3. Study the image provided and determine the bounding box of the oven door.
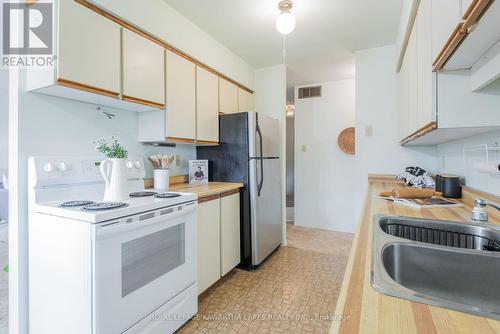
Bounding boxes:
[94,201,197,334]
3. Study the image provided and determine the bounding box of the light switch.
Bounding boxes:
[365,126,373,137]
[301,145,307,152]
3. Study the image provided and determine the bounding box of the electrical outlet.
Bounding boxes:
[301,145,307,152]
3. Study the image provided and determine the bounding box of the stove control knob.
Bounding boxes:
[134,161,141,169]
[43,162,54,173]
[58,162,68,172]
[126,161,134,169]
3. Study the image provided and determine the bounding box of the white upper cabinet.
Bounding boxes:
[122,29,165,107]
[219,79,238,114]
[398,0,500,145]
[196,66,219,143]
[238,88,253,112]
[416,0,435,129]
[166,50,196,140]
[27,0,163,111]
[431,0,461,60]
[58,0,121,95]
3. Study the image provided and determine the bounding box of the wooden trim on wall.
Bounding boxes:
[75,0,254,94]
[57,78,120,98]
[198,194,221,204]
[432,23,467,71]
[400,121,438,145]
[220,189,240,198]
[122,95,165,109]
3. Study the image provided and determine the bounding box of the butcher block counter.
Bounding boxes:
[145,176,243,202]
[331,175,500,334]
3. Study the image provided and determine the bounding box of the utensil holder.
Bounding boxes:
[154,169,170,191]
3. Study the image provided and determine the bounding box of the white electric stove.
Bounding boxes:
[28,156,198,334]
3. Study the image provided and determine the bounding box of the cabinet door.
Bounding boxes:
[431,0,462,59]
[416,0,435,128]
[197,199,221,294]
[58,0,121,95]
[122,29,165,106]
[196,67,219,143]
[407,27,419,136]
[238,88,253,112]
[166,50,196,140]
[219,79,238,114]
[220,193,241,276]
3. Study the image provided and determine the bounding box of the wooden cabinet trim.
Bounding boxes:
[400,121,438,145]
[122,95,165,109]
[463,0,493,30]
[432,0,492,72]
[75,0,253,94]
[57,78,120,98]
[198,194,221,204]
[432,23,467,71]
[196,140,219,146]
[165,136,197,144]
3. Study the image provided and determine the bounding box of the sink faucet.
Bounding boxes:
[471,199,500,222]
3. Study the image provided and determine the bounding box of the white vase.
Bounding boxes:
[100,158,129,201]
[154,169,170,191]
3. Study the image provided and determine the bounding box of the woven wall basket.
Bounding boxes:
[337,127,355,155]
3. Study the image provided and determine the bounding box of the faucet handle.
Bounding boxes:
[475,199,500,210]
[472,199,500,222]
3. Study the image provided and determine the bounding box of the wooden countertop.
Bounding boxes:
[168,182,243,201]
[331,177,500,334]
[145,176,243,201]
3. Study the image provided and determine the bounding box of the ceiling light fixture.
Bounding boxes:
[276,0,296,35]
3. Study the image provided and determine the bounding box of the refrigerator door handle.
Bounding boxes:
[256,122,264,197]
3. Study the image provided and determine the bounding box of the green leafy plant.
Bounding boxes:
[94,137,128,159]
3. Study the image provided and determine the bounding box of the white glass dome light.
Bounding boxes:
[276,0,296,35]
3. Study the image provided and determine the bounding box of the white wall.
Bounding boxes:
[92,0,254,88]
[253,65,287,243]
[354,45,437,220]
[436,130,500,196]
[0,70,8,176]
[294,79,356,232]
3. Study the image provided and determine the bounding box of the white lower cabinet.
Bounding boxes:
[220,193,241,276]
[197,191,241,295]
[197,199,221,295]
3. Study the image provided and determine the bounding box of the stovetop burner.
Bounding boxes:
[81,202,129,211]
[129,191,158,198]
[155,193,181,199]
[60,200,94,208]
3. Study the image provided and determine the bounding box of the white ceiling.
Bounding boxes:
[164,0,403,86]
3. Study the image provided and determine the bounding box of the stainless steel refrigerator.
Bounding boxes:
[197,112,283,269]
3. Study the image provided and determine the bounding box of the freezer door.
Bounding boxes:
[249,158,282,266]
[248,112,280,159]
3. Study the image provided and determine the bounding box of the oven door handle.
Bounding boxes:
[96,203,196,239]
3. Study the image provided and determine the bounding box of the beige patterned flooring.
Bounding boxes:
[177,224,353,334]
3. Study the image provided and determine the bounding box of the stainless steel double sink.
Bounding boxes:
[372,215,500,319]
